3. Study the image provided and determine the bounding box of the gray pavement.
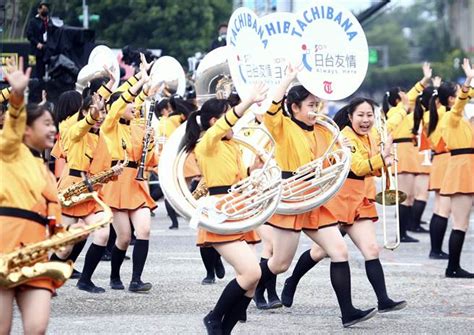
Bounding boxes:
[11,199,474,334]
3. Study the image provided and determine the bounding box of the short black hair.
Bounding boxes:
[38,1,50,9]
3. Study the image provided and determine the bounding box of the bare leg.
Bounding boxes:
[16,288,52,335]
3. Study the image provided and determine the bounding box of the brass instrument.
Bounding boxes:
[150,56,186,97]
[76,45,120,93]
[136,103,155,181]
[0,181,113,289]
[276,113,351,214]
[160,123,282,235]
[59,140,128,207]
[374,107,407,250]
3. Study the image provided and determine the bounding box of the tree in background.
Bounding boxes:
[3,0,232,66]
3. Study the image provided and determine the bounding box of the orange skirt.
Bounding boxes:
[58,174,102,218]
[440,152,474,196]
[365,177,376,201]
[325,177,378,225]
[101,166,157,211]
[184,152,201,178]
[196,229,261,247]
[395,141,429,175]
[429,152,450,191]
[0,216,66,293]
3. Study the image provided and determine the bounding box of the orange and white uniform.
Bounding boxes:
[387,82,430,174]
[325,127,383,224]
[263,100,337,232]
[0,94,65,293]
[100,89,158,211]
[195,107,260,246]
[440,88,473,195]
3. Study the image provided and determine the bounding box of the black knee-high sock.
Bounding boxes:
[132,239,149,281]
[200,247,216,278]
[106,225,117,253]
[330,261,356,318]
[399,205,411,237]
[411,200,426,229]
[447,230,466,271]
[256,258,274,291]
[165,200,179,226]
[80,244,105,283]
[69,239,88,262]
[288,249,318,285]
[365,259,390,304]
[209,279,246,322]
[222,295,252,335]
[430,214,448,253]
[110,245,127,280]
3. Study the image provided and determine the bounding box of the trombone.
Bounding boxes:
[374,108,407,250]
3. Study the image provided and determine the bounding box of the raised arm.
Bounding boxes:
[450,58,473,126]
[0,58,31,159]
[406,62,432,103]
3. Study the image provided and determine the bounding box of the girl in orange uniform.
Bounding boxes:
[439,59,474,278]
[0,60,65,334]
[260,66,375,328]
[101,65,158,292]
[281,98,406,315]
[384,64,433,241]
[181,85,267,335]
[413,83,455,259]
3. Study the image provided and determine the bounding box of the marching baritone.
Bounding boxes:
[180,84,268,335]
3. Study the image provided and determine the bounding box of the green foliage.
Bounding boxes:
[365,20,410,66]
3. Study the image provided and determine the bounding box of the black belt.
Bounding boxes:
[69,169,86,177]
[282,171,294,179]
[119,118,130,125]
[433,151,449,156]
[450,148,474,156]
[347,171,365,180]
[393,138,413,144]
[0,207,49,226]
[112,160,139,169]
[208,185,232,196]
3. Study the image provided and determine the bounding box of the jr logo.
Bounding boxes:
[323,81,333,94]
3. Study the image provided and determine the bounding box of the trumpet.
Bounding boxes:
[374,108,407,250]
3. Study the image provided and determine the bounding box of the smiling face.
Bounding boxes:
[349,101,374,135]
[25,110,57,150]
[292,94,322,126]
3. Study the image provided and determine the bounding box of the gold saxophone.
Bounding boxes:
[58,140,128,207]
[0,191,113,289]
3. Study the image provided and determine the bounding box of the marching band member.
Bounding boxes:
[384,63,433,241]
[439,59,474,278]
[101,64,158,292]
[413,82,453,259]
[180,84,267,334]
[281,97,406,315]
[0,60,64,334]
[260,66,376,327]
[57,94,122,293]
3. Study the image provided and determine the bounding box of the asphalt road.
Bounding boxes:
[10,198,474,334]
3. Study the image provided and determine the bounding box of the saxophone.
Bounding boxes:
[0,191,113,289]
[59,140,128,207]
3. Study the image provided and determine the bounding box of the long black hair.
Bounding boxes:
[427,82,456,136]
[169,95,196,120]
[333,97,378,131]
[412,86,434,136]
[179,98,229,153]
[285,85,312,117]
[382,87,401,114]
[82,76,108,98]
[154,98,170,118]
[54,90,82,126]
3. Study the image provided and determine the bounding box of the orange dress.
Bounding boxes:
[440,89,474,195]
[194,108,260,246]
[325,127,383,225]
[427,106,450,191]
[263,101,338,232]
[101,91,158,211]
[57,113,112,217]
[0,95,65,293]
